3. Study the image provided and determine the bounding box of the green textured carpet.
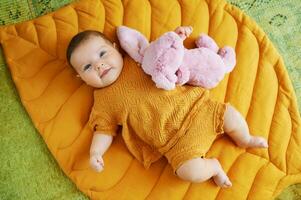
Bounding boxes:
[0,0,300,199]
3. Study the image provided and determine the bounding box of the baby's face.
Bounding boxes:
[70,35,123,88]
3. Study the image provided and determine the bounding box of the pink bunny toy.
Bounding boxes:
[117,26,236,90]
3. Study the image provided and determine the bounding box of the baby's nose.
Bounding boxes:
[94,62,106,71]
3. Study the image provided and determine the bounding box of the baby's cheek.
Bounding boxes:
[108,57,120,67]
[81,73,99,86]
[110,51,123,65]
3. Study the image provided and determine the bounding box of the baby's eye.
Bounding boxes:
[99,51,106,57]
[83,64,91,71]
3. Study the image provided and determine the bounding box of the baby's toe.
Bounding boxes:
[258,137,269,148]
[223,179,232,188]
[249,136,268,148]
[213,172,232,188]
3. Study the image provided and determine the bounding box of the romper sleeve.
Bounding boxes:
[88,96,119,136]
[88,109,118,136]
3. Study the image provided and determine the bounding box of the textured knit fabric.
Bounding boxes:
[165,100,227,172]
[88,57,226,169]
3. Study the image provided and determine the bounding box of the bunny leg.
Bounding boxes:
[176,66,190,85]
[195,34,219,53]
[218,47,236,73]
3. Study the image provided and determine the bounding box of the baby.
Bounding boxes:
[66,27,268,188]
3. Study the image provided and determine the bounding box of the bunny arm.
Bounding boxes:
[117,26,149,63]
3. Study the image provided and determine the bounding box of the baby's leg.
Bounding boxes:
[176,157,232,188]
[224,105,268,148]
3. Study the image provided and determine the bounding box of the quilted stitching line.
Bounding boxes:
[179,0,207,32]
[207,3,239,106]
[40,81,84,129]
[144,163,169,199]
[209,7,226,36]
[31,21,40,47]
[33,21,57,57]
[223,11,261,116]
[205,0,224,15]
[71,6,80,32]
[58,120,89,150]
[5,28,58,64]
[144,0,151,39]
[266,59,298,176]
[148,0,153,40]
[13,58,58,79]
[71,157,135,192]
[149,0,179,39]
[272,174,289,198]
[48,15,59,59]
[264,58,285,171]
[37,116,54,141]
[13,24,53,56]
[22,65,68,102]
[214,151,251,199]
[245,162,282,200]
[102,0,119,35]
[52,15,78,32]
[14,25,38,46]
[120,0,127,26]
[283,82,296,174]
[52,12,63,60]
[74,6,97,20]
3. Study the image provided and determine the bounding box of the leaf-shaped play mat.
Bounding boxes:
[0,0,300,199]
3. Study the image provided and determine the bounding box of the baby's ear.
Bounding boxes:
[117,26,149,63]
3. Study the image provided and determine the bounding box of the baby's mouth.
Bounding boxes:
[99,67,112,78]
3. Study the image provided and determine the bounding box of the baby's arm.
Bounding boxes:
[90,131,113,172]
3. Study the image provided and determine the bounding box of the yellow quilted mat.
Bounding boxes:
[0,0,301,199]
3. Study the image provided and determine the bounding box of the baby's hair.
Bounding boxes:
[66,30,113,66]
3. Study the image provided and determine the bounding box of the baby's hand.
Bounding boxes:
[174,26,193,39]
[90,152,104,172]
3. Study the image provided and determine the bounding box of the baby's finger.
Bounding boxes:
[90,158,104,172]
[184,27,193,35]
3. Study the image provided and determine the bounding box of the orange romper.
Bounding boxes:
[88,58,227,172]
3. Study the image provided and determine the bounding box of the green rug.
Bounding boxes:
[0,0,300,199]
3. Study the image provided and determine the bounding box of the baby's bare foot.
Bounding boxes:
[247,136,268,148]
[90,153,104,172]
[213,171,232,188]
[212,159,232,188]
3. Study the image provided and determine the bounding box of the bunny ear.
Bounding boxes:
[117,26,149,63]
